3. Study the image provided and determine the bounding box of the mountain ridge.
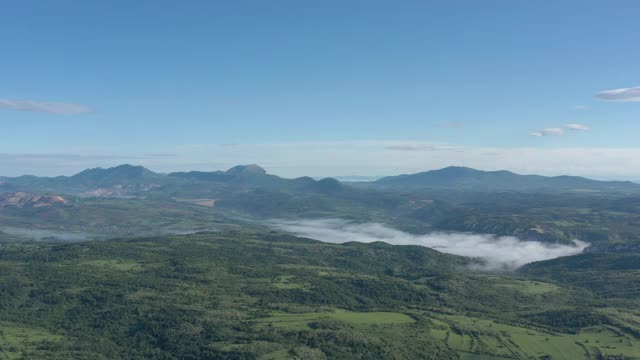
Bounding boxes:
[2,164,639,195]
[373,166,639,191]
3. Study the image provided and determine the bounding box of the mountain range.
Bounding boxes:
[373,166,639,192]
[2,164,638,196]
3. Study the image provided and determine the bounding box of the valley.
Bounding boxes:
[0,164,639,359]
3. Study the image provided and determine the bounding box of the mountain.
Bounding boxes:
[0,164,168,196]
[70,164,165,187]
[1,164,346,198]
[4,164,640,199]
[168,164,318,191]
[373,166,640,192]
[169,165,269,182]
[225,164,267,176]
[0,175,68,194]
[308,177,345,193]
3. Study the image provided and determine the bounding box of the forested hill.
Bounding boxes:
[1,231,639,359]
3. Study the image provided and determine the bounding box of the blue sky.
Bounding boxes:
[1,1,639,178]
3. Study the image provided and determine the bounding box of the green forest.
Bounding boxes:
[1,229,638,359]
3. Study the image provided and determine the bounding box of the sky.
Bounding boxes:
[1,0,639,179]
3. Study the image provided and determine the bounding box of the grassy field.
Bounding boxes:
[0,322,63,360]
[494,279,560,295]
[429,314,640,360]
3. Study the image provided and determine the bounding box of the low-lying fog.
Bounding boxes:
[1,227,95,242]
[1,227,221,242]
[268,219,588,271]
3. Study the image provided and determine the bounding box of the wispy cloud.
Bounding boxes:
[565,123,590,131]
[0,99,94,115]
[268,219,588,271]
[596,86,640,102]
[574,105,589,111]
[530,128,565,137]
[531,124,590,137]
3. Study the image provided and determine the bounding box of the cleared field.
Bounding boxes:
[429,314,640,360]
[272,275,308,289]
[496,279,560,295]
[258,347,325,360]
[78,259,144,272]
[258,349,289,360]
[0,322,63,359]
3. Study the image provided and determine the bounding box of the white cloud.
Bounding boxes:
[565,123,590,131]
[596,86,640,102]
[0,99,93,115]
[574,105,589,111]
[268,219,588,271]
[530,128,565,137]
[530,124,590,137]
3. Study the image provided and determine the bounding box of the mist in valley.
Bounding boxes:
[1,227,96,242]
[269,219,589,271]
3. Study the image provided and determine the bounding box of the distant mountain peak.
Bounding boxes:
[440,166,475,171]
[73,164,155,178]
[310,177,344,193]
[225,164,267,176]
[436,166,480,174]
[70,164,162,187]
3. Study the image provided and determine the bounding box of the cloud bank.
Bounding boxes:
[596,86,640,102]
[0,99,93,115]
[268,219,588,271]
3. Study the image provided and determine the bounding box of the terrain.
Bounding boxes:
[3,165,640,248]
[0,192,68,209]
[0,164,639,359]
[1,231,639,359]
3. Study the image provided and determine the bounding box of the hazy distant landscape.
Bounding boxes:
[1,164,639,359]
